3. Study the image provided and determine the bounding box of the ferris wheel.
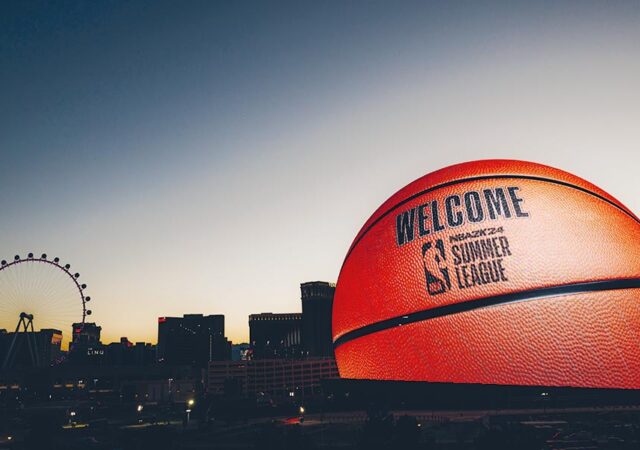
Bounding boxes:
[0,253,92,369]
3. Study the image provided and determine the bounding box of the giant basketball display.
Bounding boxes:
[333,160,640,388]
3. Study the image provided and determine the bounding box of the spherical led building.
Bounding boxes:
[333,160,640,389]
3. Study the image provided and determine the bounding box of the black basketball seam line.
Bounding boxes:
[342,175,639,266]
[332,278,640,348]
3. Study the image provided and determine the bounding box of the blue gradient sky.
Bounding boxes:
[1,1,639,343]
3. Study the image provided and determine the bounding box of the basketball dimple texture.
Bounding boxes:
[335,289,640,388]
[332,159,640,388]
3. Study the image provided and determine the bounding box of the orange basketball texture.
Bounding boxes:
[332,160,640,388]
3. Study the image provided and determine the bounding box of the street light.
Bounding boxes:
[298,405,306,424]
[185,399,195,427]
[136,404,144,423]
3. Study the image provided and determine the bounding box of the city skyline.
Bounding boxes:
[2,1,640,344]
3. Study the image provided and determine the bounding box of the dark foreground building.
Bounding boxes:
[208,357,338,397]
[157,314,231,367]
[301,281,335,357]
[0,328,62,368]
[71,322,101,347]
[68,322,102,364]
[249,313,302,359]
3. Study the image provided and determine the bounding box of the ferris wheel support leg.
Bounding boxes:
[1,314,42,370]
[27,320,40,367]
[1,336,18,370]
[1,318,23,370]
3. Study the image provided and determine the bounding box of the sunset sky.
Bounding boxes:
[1,1,639,344]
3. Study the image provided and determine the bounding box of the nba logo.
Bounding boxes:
[422,239,451,296]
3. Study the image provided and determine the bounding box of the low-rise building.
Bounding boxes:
[208,357,338,398]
